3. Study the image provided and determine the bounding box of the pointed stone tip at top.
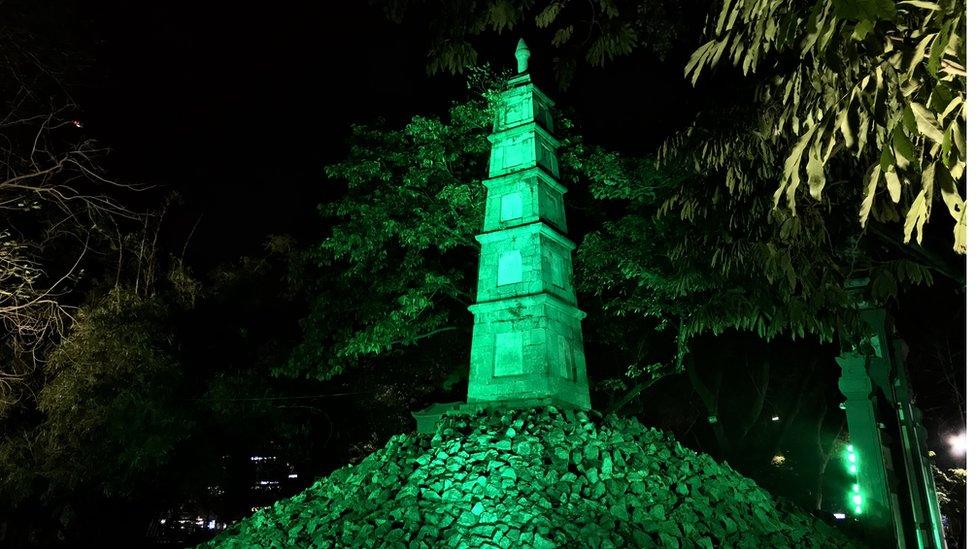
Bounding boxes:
[515,38,531,74]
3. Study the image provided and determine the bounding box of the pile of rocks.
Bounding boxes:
[204,406,857,547]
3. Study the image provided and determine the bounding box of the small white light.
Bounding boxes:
[159,519,167,524]
[208,520,216,529]
[771,416,780,421]
[288,473,298,479]
[948,432,967,456]
[833,513,846,520]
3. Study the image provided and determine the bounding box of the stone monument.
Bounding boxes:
[465,39,591,411]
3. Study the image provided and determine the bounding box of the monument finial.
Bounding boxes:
[515,38,531,73]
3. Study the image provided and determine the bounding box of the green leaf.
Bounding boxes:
[909,102,944,143]
[715,0,734,32]
[883,168,901,203]
[806,131,827,200]
[891,126,917,169]
[774,125,817,213]
[838,106,855,148]
[685,42,714,85]
[487,0,519,32]
[906,34,936,77]
[903,163,935,244]
[937,167,965,223]
[535,1,563,28]
[939,95,964,124]
[552,25,574,46]
[927,23,954,77]
[950,119,966,158]
[898,0,940,10]
[858,163,881,226]
[852,19,875,40]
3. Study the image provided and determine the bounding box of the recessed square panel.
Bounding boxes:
[494,332,524,376]
[540,189,556,220]
[549,251,566,288]
[558,334,574,379]
[497,250,522,286]
[500,191,523,221]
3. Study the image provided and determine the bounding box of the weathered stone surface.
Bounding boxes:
[203,407,859,548]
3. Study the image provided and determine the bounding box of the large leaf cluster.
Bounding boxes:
[1,290,189,503]
[281,98,493,381]
[686,0,966,252]
[376,0,687,87]
[577,157,861,349]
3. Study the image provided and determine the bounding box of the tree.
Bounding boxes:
[279,88,490,385]
[685,0,966,252]
[0,1,142,405]
[374,0,698,86]
[0,232,373,545]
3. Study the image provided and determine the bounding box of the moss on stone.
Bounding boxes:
[204,406,858,548]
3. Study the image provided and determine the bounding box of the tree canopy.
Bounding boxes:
[686,0,966,253]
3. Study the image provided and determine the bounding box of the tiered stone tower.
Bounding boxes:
[465,39,591,410]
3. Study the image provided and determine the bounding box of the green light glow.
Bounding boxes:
[466,40,591,409]
[844,445,864,516]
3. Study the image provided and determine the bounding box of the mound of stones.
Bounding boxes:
[205,406,857,548]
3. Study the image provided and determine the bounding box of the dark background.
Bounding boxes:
[3,0,964,545]
[79,0,706,262]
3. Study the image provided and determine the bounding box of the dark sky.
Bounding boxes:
[78,1,461,262]
[73,1,703,265]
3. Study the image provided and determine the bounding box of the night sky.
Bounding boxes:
[75,1,706,265]
[80,1,455,263]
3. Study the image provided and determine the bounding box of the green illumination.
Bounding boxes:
[844,445,864,516]
[466,40,591,410]
[204,407,858,547]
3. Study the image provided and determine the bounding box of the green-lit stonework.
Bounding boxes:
[838,280,947,548]
[203,41,860,549]
[466,39,591,410]
[202,407,857,548]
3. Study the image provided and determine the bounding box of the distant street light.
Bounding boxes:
[948,432,966,456]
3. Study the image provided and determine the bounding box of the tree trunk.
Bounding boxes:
[687,352,732,457]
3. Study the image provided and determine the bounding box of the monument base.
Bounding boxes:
[412,397,587,434]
